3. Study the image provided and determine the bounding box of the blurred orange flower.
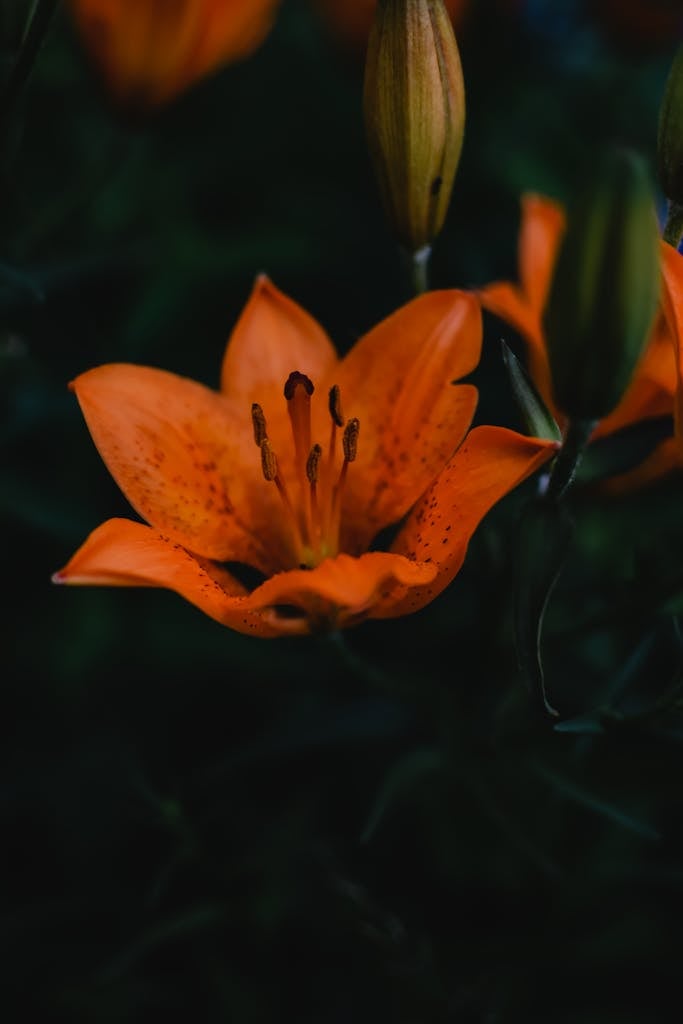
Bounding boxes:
[53,278,556,636]
[313,0,469,52]
[67,0,280,108]
[480,194,683,489]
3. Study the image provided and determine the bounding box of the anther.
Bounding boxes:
[306,443,323,485]
[251,403,267,446]
[342,418,360,462]
[260,438,278,481]
[328,385,345,427]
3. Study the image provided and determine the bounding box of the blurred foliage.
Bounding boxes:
[2,1,683,1021]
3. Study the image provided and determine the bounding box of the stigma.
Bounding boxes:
[251,371,360,569]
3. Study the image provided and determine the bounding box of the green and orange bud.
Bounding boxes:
[543,147,660,422]
[363,0,465,254]
[657,42,683,207]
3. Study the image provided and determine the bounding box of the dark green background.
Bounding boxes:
[2,1,683,1020]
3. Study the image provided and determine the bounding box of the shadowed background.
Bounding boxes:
[2,1,683,1021]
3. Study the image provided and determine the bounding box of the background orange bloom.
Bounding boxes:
[479,193,683,489]
[67,0,280,106]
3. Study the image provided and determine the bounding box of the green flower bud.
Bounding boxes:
[363,0,465,254]
[543,147,661,422]
[657,42,683,206]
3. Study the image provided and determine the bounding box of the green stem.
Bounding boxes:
[543,418,596,501]
[0,0,59,127]
[400,244,431,297]
[663,199,683,249]
[411,245,431,295]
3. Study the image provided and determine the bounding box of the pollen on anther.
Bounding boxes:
[251,403,267,446]
[328,385,345,427]
[260,438,278,481]
[306,443,323,484]
[343,418,360,462]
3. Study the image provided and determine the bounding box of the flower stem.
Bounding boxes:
[663,199,683,249]
[400,244,431,296]
[0,0,59,127]
[542,418,596,501]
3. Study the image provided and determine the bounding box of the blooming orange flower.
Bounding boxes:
[479,193,683,489]
[67,0,280,108]
[53,278,556,636]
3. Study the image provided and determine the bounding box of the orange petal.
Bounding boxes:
[242,551,437,630]
[71,363,286,570]
[329,290,482,551]
[594,312,677,439]
[479,279,557,417]
[52,518,300,637]
[517,193,566,314]
[373,426,558,618]
[220,275,339,416]
[597,436,683,494]
[68,0,279,108]
[660,240,683,450]
[479,194,566,419]
[191,0,279,79]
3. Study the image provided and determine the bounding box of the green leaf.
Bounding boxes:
[360,746,444,844]
[532,762,661,841]
[553,713,606,735]
[501,339,562,442]
[512,496,575,717]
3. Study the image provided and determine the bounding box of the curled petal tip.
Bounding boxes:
[51,571,65,584]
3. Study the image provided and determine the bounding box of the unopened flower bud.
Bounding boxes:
[543,147,660,422]
[657,42,683,206]
[363,0,465,253]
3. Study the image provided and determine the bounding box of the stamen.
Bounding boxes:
[260,438,304,557]
[306,443,322,485]
[260,437,278,481]
[328,385,345,427]
[326,383,345,480]
[342,418,360,462]
[307,443,323,550]
[251,378,359,570]
[251,403,268,446]
[330,418,360,555]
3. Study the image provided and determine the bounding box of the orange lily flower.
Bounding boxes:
[53,278,556,637]
[479,193,683,489]
[67,0,280,108]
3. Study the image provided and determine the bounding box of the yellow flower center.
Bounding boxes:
[251,371,360,570]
